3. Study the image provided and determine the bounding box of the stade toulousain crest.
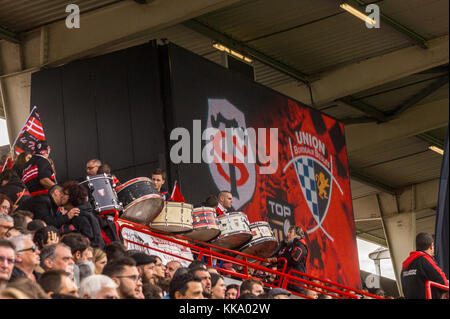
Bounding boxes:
[283,131,343,241]
[206,99,256,210]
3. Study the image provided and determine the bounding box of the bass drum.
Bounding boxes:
[116,177,156,208]
[80,174,122,214]
[149,202,193,233]
[238,222,278,258]
[116,177,164,225]
[210,212,252,250]
[183,207,220,242]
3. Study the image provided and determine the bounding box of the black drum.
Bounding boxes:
[80,174,122,214]
[116,177,164,225]
[116,177,156,208]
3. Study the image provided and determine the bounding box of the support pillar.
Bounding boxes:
[379,199,416,296]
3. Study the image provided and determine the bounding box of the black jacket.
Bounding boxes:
[9,266,41,282]
[401,251,448,299]
[70,202,105,248]
[19,194,70,228]
[0,177,31,206]
[274,237,308,274]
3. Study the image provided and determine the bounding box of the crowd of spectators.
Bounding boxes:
[1,152,448,300]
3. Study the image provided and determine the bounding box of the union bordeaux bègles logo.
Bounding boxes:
[283,131,343,241]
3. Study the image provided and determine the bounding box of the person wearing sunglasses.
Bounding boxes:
[8,234,41,283]
[0,239,16,290]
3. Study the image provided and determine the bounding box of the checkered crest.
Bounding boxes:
[284,138,343,241]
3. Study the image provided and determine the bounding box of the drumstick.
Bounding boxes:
[14,189,26,206]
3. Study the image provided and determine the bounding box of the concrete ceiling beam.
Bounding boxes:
[345,98,449,154]
[273,35,449,107]
[7,0,242,73]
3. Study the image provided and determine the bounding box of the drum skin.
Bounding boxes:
[239,222,278,258]
[150,202,193,233]
[210,212,252,250]
[120,194,165,225]
[183,207,221,242]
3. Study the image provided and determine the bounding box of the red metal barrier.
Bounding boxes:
[118,219,385,299]
[283,269,385,299]
[425,281,449,299]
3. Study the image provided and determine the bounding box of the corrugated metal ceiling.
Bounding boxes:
[0,0,123,33]
[356,151,443,188]
[379,0,449,39]
[195,0,448,76]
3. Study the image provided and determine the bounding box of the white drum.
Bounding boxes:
[149,202,193,233]
[210,212,252,250]
[239,222,278,258]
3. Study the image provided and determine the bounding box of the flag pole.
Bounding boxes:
[10,106,37,158]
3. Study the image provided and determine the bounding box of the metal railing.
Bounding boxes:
[118,218,385,299]
[425,281,449,299]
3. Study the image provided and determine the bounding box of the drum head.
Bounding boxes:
[239,238,279,258]
[211,232,252,250]
[120,195,164,225]
[184,228,221,242]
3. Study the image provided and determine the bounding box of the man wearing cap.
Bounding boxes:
[269,288,291,299]
[130,252,157,286]
[22,140,56,196]
[268,225,309,294]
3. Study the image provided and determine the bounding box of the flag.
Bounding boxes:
[1,155,13,172]
[12,106,46,156]
[169,180,185,202]
[435,126,449,279]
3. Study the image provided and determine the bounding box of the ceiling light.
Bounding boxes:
[429,145,444,155]
[213,42,253,63]
[340,3,376,25]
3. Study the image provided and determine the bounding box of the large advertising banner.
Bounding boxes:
[166,43,360,288]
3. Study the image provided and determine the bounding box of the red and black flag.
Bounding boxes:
[12,106,46,155]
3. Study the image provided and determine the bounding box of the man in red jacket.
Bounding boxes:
[401,232,448,299]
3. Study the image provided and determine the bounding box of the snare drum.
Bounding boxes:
[149,202,193,233]
[239,222,278,258]
[80,174,122,214]
[183,207,220,242]
[210,212,252,250]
